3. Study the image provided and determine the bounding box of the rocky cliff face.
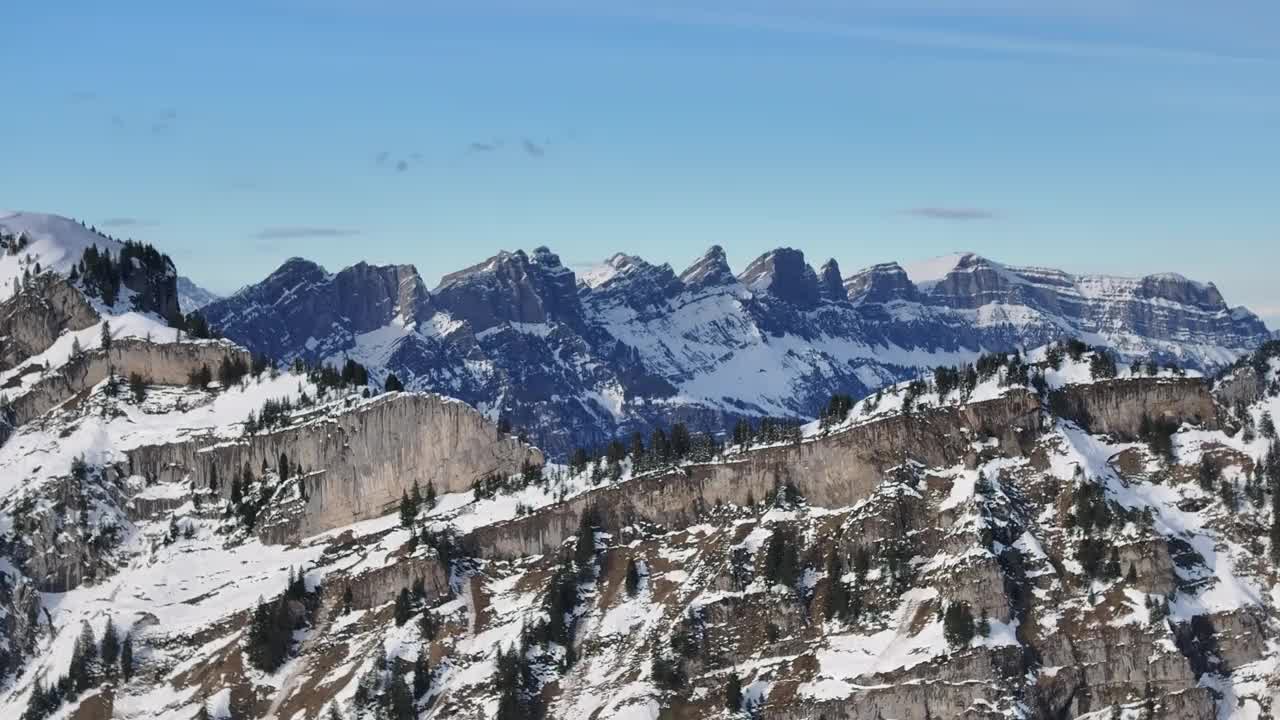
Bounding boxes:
[201,244,1269,458]
[0,274,99,372]
[128,391,541,543]
[5,339,251,429]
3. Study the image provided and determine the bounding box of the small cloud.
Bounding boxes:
[374,150,391,166]
[110,115,126,130]
[100,217,152,228]
[251,226,361,240]
[395,159,409,172]
[150,109,178,135]
[903,207,997,221]
[522,138,545,158]
[468,141,497,153]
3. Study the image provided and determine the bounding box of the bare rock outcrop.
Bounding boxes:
[0,274,98,372]
[6,339,251,429]
[128,392,541,543]
[468,391,1043,559]
[1049,377,1217,438]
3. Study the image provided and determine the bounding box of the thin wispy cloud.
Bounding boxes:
[464,138,549,158]
[904,207,998,221]
[252,226,362,240]
[631,7,1274,66]
[375,150,421,173]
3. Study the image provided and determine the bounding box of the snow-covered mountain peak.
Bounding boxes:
[736,247,821,307]
[677,244,736,291]
[0,211,127,291]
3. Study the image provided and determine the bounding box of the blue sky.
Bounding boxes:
[3,1,1278,325]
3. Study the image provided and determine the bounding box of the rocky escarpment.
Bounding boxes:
[1048,376,1218,438]
[468,391,1041,559]
[4,339,251,430]
[0,273,99,372]
[467,377,1223,561]
[127,392,542,543]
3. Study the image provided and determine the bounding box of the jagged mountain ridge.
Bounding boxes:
[201,239,1269,456]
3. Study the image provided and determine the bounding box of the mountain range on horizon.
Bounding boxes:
[2,209,1271,458]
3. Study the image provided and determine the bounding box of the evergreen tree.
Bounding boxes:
[670,422,692,460]
[943,602,976,649]
[100,321,112,352]
[420,610,439,642]
[101,617,120,671]
[384,373,404,392]
[425,481,437,510]
[1104,548,1122,580]
[394,588,412,627]
[71,336,84,358]
[387,671,414,720]
[120,633,134,680]
[22,678,49,720]
[129,372,147,403]
[413,653,431,699]
[625,557,642,596]
[71,620,98,693]
[764,525,801,590]
[342,586,354,615]
[246,595,294,673]
[574,509,597,574]
[411,480,423,518]
[824,551,849,621]
[399,490,415,529]
[724,670,743,712]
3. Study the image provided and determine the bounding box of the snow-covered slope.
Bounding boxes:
[0,211,124,297]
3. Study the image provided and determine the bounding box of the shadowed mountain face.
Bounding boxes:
[202,247,1270,456]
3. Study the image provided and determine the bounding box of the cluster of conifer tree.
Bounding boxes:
[245,568,317,673]
[22,619,134,720]
[70,241,172,309]
[398,480,437,529]
[489,509,601,719]
[347,643,425,720]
